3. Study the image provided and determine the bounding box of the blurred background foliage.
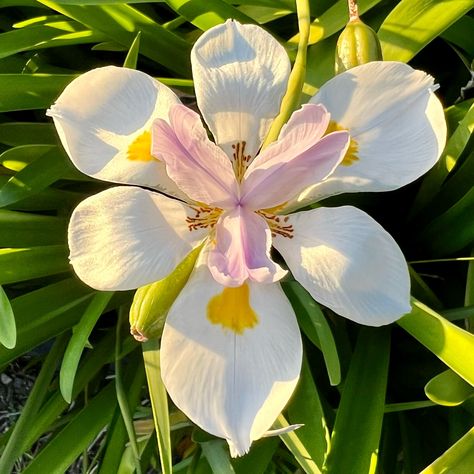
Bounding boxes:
[0,0,474,473]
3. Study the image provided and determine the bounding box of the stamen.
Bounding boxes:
[326,121,359,166]
[231,141,252,181]
[187,205,222,232]
[257,210,294,239]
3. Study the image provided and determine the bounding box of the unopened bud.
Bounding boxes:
[335,18,382,74]
[129,245,202,342]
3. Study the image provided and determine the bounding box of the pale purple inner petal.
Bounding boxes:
[152,104,239,208]
[241,104,349,210]
[207,206,287,287]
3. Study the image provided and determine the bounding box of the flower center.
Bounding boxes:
[186,204,222,232]
[231,141,252,182]
[127,130,154,161]
[257,210,294,239]
[207,283,258,334]
[326,121,359,166]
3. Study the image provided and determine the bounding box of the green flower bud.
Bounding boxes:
[129,244,203,342]
[335,18,383,75]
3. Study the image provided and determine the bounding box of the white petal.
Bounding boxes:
[48,66,186,198]
[68,187,207,291]
[289,62,446,208]
[273,206,411,326]
[191,20,291,159]
[161,264,302,456]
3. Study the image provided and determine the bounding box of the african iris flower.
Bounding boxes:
[48,20,446,456]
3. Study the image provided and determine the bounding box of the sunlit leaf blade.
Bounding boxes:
[142,339,172,474]
[0,74,76,111]
[0,246,70,285]
[425,369,474,406]
[378,0,474,62]
[323,327,390,474]
[0,279,93,366]
[22,383,117,474]
[0,210,67,247]
[0,23,106,59]
[398,299,474,386]
[0,285,16,349]
[38,1,192,76]
[164,0,253,30]
[123,31,141,69]
[60,291,114,403]
[0,147,73,207]
[287,355,329,469]
[420,425,474,473]
[276,414,321,474]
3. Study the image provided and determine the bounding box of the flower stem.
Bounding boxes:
[261,0,310,149]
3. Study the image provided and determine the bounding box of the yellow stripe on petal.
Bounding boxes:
[127,130,154,162]
[326,121,359,166]
[207,283,258,334]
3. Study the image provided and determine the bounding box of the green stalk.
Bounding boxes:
[115,307,142,474]
[261,0,310,149]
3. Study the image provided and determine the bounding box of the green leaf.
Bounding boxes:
[411,101,474,216]
[0,146,73,207]
[201,440,236,474]
[379,0,474,62]
[0,336,67,474]
[22,383,117,474]
[123,31,141,69]
[398,299,474,386]
[323,327,390,474]
[0,209,67,247]
[60,291,114,403]
[425,369,474,406]
[287,355,329,469]
[163,0,253,30]
[284,281,341,386]
[38,1,192,76]
[0,279,93,366]
[0,245,70,285]
[0,285,16,349]
[442,15,474,57]
[142,339,172,474]
[418,186,474,256]
[0,74,76,111]
[420,426,474,474]
[275,414,321,474]
[232,438,279,474]
[0,123,57,146]
[0,22,106,59]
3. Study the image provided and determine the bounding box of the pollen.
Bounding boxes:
[187,205,222,232]
[207,284,258,334]
[326,121,359,166]
[231,141,252,181]
[127,130,154,162]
